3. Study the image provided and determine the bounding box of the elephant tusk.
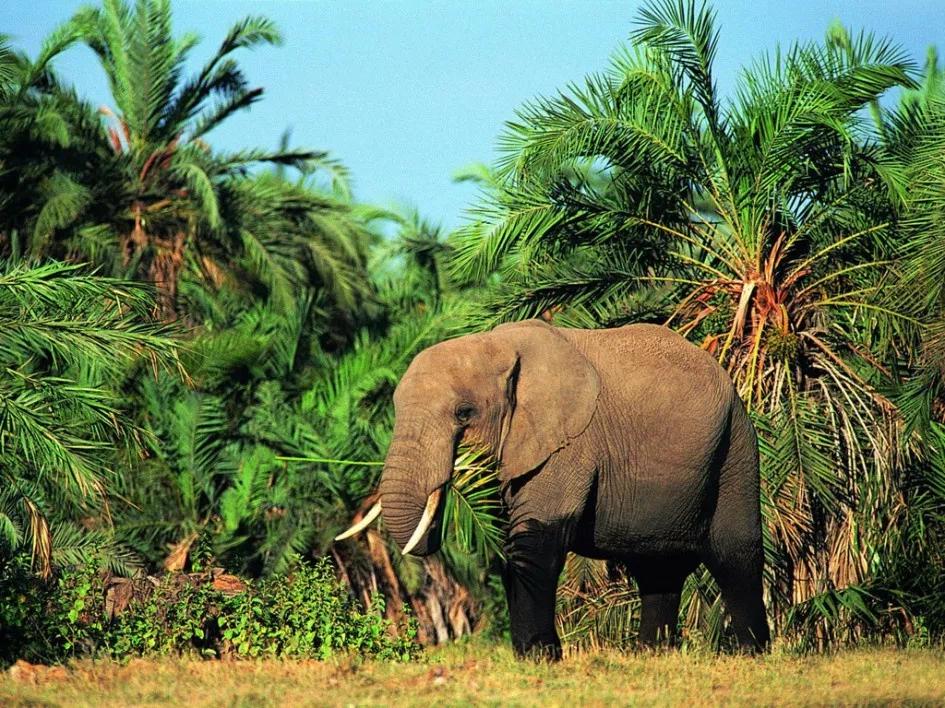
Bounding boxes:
[334,501,382,541]
[401,488,443,555]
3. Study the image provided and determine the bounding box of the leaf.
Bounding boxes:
[163,531,198,572]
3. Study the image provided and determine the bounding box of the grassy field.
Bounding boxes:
[2,643,944,707]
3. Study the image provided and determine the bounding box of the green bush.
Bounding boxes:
[0,556,419,665]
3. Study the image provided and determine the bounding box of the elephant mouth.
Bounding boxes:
[400,485,446,554]
[335,482,449,557]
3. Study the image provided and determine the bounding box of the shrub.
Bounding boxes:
[0,555,419,665]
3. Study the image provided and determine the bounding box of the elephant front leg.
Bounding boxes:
[503,519,567,660]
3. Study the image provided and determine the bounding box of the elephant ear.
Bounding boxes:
[493,320,600,482]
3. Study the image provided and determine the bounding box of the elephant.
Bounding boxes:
[336,319,770,659]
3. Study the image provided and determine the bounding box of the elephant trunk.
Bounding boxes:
[378,412,454,556]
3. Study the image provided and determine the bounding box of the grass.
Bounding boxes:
[2,641,944,706]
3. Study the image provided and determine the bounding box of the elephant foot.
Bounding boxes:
[733,630,770,655]
[513,634,562,662]
[636,634,680,652]
[512,629,561,661]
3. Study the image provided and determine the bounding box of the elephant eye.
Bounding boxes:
[454,403,477,424]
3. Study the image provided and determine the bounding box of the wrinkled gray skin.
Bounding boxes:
[379,319,769,659]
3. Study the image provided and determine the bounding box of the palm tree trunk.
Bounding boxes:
[147,230,187,319]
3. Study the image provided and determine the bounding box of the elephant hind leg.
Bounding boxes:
[704,399,770,652]
[631,556,697,648]
[704,495,770,651]
[639,589,682,647]
[703,548,769,652]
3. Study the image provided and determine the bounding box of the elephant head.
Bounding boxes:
[336,320,600,555]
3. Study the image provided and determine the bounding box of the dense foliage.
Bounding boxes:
[0,261,177,578]
[0,0,943,662]
[0,554,418,663]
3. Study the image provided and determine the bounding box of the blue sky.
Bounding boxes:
[2,1,943,230]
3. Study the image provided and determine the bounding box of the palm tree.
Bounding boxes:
[193,166,379,336]
[0,28,97,256]
[0,261,177,577]
[883,48,945,430]
[0,0,374,324]
[370,210,455,312]
[451,0,922,637]
[57,0,307,315]
[876,48,945,632]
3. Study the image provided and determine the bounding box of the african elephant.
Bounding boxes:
[337,319,770,658]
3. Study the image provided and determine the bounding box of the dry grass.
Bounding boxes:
[2,642,944,707]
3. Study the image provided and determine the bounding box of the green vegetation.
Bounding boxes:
[0,555,417,664]
[1,0,944,671]
[0,261,177,577]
